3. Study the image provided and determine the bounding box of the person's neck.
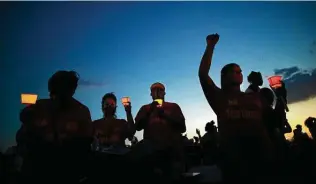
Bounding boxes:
[103,114,115,119]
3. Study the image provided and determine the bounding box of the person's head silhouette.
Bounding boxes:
[305,117,315,129]
[296,124,303,132]
[205,121,216,133]
[48,70,79,101]
[220,63,243,91]
[101,93,117,118]
[247,71,263,86]
[260,87,275,107]
[150,82,166,100]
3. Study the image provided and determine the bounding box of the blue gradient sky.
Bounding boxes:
[1,2,316,151]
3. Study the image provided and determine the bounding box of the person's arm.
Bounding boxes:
[124,102,136,137]
[198,34,222,114]
[160,103,186,133]
[135,105,153,131]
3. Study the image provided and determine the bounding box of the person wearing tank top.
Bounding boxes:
[198,33,274,184]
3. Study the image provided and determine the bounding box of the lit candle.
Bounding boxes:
[21,94,38,105]
[121,97,131,106]
[267,75,282,89]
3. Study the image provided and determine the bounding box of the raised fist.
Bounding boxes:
[196,128,200,135]
[206,33,219,46]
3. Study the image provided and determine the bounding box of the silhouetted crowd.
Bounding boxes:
[1,34,316,184]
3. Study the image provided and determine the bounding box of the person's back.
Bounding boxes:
[20,98,92,183]
[18,70,93,184]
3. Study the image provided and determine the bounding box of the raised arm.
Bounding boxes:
[198,34,222,114]
[124,102,136,138]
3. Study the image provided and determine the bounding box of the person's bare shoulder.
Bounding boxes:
[117,119,127,122]
[92,118,105,129]
[92,118,104,124]
[72,98,90,112]
[164,101,180,108]
[33,99,52,113]
[137,103,151,113]
[35,98,51,107]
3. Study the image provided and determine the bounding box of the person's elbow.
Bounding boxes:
[198,70,208,79]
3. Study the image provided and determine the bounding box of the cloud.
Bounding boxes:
[78,79,106,87]
[273,66,316,104]
[274,66,300,79]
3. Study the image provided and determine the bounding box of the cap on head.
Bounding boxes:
[150,82,165,91]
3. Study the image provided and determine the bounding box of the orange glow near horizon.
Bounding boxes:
[285,97,316,139]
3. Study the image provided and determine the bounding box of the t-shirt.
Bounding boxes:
[93,118,133,146]
[20,98,92,144]
[216,92,267,141]
[19,98,93,177]
[200,79,272,161]
[135,102,185,148]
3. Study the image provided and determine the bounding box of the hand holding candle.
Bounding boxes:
[268,75,282,89]
[154,99,163,108]
[21,94,38,106]
[121,97,132,112]
[121,97,130,107]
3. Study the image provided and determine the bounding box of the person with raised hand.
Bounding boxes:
[199,33,273,184]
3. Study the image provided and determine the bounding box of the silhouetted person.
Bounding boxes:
[199,121,219,165]
[304,117,316,139]
[245,71,263,93]
[273,82,292,139]
[293,125,309,143]
[91,93,135,183]
[260,88,282,141]
[198,33,273,184]
[274,81,289,112]
[134,82,186,182]
[18,70,93,184]
[93,93,135,148]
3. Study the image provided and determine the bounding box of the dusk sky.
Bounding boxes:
[1,2,316,151]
